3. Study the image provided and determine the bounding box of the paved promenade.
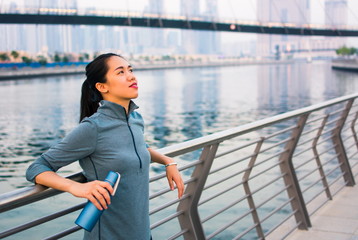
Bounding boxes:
[287,175,358,240]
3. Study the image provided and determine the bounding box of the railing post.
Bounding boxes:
[243,138,265,239]
[350,112,358,151]
[177,143,219,240]
[312,115,332,200]
[278,114,311,230]
[332,99,356,186]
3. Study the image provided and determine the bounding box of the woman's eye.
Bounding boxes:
[129,69,133,72]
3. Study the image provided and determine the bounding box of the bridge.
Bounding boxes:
[1,12,358,37]
[0,93,357,239]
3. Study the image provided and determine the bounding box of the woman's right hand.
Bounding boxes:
[69,181,114,210]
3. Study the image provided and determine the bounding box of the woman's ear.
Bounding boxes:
[95,82,109,93]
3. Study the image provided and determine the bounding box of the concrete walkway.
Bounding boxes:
[287,179,358,240]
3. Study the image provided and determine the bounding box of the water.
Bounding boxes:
[0,60,358,238]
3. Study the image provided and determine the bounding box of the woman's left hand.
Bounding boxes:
[166,164,184,198]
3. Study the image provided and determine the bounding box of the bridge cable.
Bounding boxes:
[346,1,358,27]
[292,0,310,26]
[316,0,336,28]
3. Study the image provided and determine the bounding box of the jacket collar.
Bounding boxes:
[97,100,139,120]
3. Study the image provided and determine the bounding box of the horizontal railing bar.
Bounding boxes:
[206,209,254,240]
[301,175,329,195]
[324,116,343,128]
[259,137,292,153]
[232,222,260,240]
[298,167,320,183]
[324,165,344,184]
[296,135,317,147]
[205,151,285,192]
[208,155,252,177]
[0,172,86,213]
[201,194,249,223]
[294,155,316,170]
[204,168,247,191]
[321,153,341,169]
[248,173,287,196]
[215,138,261,158]
[44,225,82,240]
[199,181,243,206]
[255,185,291,209]
[316,133,335,144]
[263,125,297,140]
[314,143,338,157]
[300,124,325,137]
[305,114,328,125]
[328,107,346,116]
[149,194,190,215]
[158,93,358,157]
[150,210,184,229]
[344,141,357,151]
[149,178,196,199]
[245,160,285,182]
[167,229,189,240]
[327,171,346,189]
[0,203,85,238]
[342,134,354,143]
[233,223,261,240]
[305,189,331,212]
[293,144,315,158]
[260,197,295,224]
[149,160,202,182]
[329,178,347,197]
[348,151,358,160]
[264,210,300,238]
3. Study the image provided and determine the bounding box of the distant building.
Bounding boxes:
[256,0,311,58]
[324,0,348,49]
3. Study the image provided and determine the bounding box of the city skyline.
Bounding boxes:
[0,0,357,57]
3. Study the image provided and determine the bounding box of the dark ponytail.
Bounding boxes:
[79,53,122,122]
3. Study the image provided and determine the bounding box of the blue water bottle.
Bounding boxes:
[75,171,120,232]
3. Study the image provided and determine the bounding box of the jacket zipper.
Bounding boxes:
[126,115,143,169]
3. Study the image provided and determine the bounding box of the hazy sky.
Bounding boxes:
[2,0,358,44]
[3,0,358,25]
[75,0,358,25]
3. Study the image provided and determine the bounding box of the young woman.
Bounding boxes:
[26,53,184,240]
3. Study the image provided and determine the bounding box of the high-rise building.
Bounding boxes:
[324,0,347,49]
[200,0,220,54]
[148,0,165,50]
[180,0,201,54]
[256,0,311,58]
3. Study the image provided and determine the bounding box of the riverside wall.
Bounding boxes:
[331,58,358,72]
[0,59,293,81]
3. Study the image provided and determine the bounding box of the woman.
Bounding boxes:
[26,53,184,240]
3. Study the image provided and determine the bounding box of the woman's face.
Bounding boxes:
[98,56,138,106]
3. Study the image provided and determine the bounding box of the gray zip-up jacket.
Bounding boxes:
[26,100,151,240]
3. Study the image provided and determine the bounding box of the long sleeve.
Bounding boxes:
[26,119,98,182]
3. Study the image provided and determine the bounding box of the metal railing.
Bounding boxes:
[1,93,358,239]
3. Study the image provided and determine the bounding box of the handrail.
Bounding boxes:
[1,93,358,239]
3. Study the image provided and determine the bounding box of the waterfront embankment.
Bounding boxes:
[0,59,292,80]
[331,58,358,72]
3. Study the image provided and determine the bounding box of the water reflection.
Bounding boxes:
[0,61,358,193]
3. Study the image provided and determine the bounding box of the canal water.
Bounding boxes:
[0,60,358,239]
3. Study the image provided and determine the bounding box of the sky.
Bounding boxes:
[2,0,358,25]
[75,0,358,25]
[2,0,358,45]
